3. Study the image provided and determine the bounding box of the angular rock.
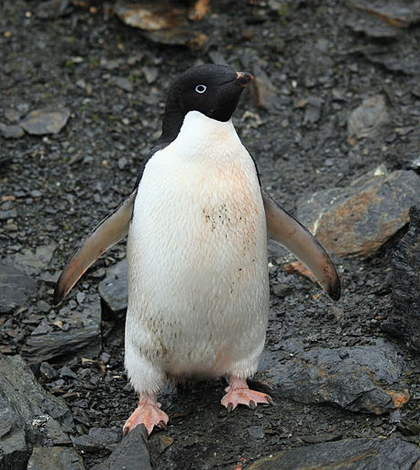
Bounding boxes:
[0,261,36,314]
[27,446,85,470]
[347,95,388,140]
[259,340,409,414]
[92,425,151,470]
[99,259,128,320]
[248,437,420,470]
[0,354,75,469]
[351,2,420,28]
[114,1,207,50]
[360,48,420,76]
[251,65,280,111]
[20,108,71,135]
[21,295,101,362]
[0,123,24,139]
[297,167,420,258]
[383,206,420,352]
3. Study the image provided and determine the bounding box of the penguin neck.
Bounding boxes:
[174,111,238,149]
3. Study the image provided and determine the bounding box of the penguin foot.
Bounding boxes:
[123,395,169,436]
[221,377,272,412]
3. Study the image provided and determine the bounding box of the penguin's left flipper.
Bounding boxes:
[53,190,136,306]
[262,190,341,301]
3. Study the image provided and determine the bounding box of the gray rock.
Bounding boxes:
[20,108,71,135]
[27,446,85,470]
[383,206,420,352]
[259,340,409,414]
[21,295,102,362]
[0,354,75,469]
[14,243,57,272]
[0,261,36,314]
[347,95,389,140]
[0,123,24,139]
[0,429,28,470]
[111,77,133,93]
[92,425,151,470]
[248,437,420,470]
[297,167,420,258]
[99,259,128,320]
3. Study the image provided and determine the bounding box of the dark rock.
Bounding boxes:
[27,446,85,470]
[347,18,400,39]
[0,429,28,470]
[0,261,36,314]
[88,427,121,451]
[0,123,24,139]
[99,259,128,320]
[350,2,420,28]
[297,167,420,258]
[251,65,280,111]
[259,340,409,414]
[111,77,133,93]
[303,97,323,125]
[35,0,70,20]
[72,434,104,452]
[383,206,420,352]
[20,108,71,135]
[21,295,102,362]
[247,437,420,470]
[0,354,75,469]
[92,425,151,470]
[301,431,342,444]
[359,48,420,75]
[347,95,389,140]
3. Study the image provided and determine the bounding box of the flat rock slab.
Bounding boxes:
[297,167,420,258]
[99,259,128,320]
[21,295,101,362]
[0,261,36,314]
[114,1,207,49]
[384,205,420,352]
[0,354,76,470]
[260,340,408,414]
[347,94,389,140]
[248,437,420,470]
[20,108,71,135]
[27,446,85,470]
[0,123,24,139]
[92,425,151,470]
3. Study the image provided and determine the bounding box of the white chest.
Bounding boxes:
[126,112,269,377]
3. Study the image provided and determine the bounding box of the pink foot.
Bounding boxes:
[221,377,272,412]
[123,394,169,436]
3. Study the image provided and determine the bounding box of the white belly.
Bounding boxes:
[125,113,269,381]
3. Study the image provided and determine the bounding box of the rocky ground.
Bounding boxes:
[1,0,420,469]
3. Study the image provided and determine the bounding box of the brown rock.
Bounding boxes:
[297,167,420,258]
[20,108,71,135]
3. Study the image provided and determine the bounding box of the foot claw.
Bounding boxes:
[124,397,169,436]
[221,377,272,412]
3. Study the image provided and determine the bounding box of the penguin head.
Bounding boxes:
[173,64,253,122]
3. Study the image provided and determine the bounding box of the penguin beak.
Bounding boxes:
[236,71,253,87]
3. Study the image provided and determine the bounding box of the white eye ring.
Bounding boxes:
[195,84,207,94]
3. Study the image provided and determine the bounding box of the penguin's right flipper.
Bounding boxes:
[53,191,136,305]
[262,190,341,301]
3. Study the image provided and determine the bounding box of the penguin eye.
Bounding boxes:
[195,84,207,94]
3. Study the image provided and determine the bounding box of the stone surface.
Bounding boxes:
[260,340,409,414]
[0,354,75,469]
[383,206,420,352]
[21,295,102,362]
[0,123,24,139]
[99,259,128,320]
[248,437,420,470]
[114,1,207,49]
[347,95,389,140]
[27,446,85,470]
[92,425,151,470]
[20,108,71,135]
[0,261,36,314]
[297,167,420,258]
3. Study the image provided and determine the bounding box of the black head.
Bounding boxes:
[159,64,253,145]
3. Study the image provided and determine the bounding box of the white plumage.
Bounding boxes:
[125,111,269,395]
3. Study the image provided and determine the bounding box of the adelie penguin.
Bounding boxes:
[53,64,341,435]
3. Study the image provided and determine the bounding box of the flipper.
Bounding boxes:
[53,191,136,305]
[262,190,341,301]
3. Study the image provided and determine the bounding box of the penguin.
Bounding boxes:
[53,64,340,435]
